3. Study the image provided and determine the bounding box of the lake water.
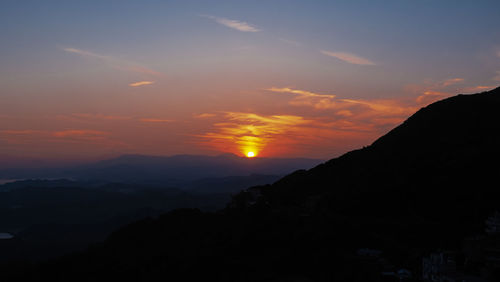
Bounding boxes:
[0,233,14,239]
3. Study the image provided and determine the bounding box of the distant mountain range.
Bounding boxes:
[4,86,500,281]
[67,153,323,185]
[0,153,323,187]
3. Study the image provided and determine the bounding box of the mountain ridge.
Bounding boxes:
[0,153,323,186]
[67,153,323,184]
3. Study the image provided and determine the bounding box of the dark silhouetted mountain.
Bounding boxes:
[4,87,500,281]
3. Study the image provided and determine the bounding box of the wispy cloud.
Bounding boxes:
[408,77,496,105]
[129,81,155,87]
[338,98,415,116]
[203,15,260,32]
[194,113,217,119]
[415,90,449,104]
[266,86,415,122]
[441,78,464,87]
[63,48,110,60]
[461,85,495,93]
[62,47,163,77]
[266,87,339,110]
[266,87,335,99]
[196,110,385,157]
[266,86,417,130]
[197,112,317,156]
[320,50,375,65]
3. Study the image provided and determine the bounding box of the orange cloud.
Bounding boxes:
[266,87,338,110]
[441,78,464,87]
[337,110,353,117]
[194,113,217,119]
[415,90,449,104]
[129,81,155,87]
[198,112,317,156]
[266,87,336,99]
[461,85,495,93]
[405,78,489,106]
[262,87,422,154]
[320,50,375,65]
[339,99,415,116]
[408,78,496,105]
[267,87,416,121]
[196,108,395,157]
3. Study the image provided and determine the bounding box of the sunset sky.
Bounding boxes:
[1,0,499,161]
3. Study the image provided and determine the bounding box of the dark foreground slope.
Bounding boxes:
[4,87,500,282]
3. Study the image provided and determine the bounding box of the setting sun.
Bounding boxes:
[246,151,256,158]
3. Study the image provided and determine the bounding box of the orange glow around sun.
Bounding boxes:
[246,151,256,158]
